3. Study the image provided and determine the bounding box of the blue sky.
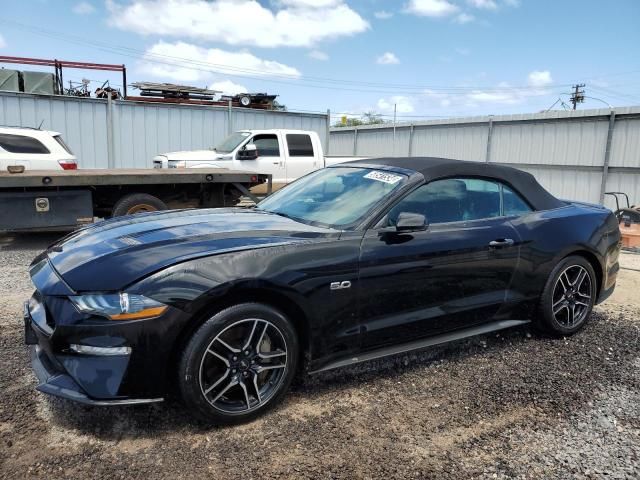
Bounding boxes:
[1,0,639,120]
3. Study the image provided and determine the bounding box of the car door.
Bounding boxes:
[284,133,317,183]
[236,134,286,184]
[357,178,521,351]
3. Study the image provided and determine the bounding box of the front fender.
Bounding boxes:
[127,235,361,367]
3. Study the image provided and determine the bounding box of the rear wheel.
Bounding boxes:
[112,193,168,217]
[538,255,597,336]
[179,303,298,424]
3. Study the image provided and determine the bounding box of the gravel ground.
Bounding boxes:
[1,232,639,479]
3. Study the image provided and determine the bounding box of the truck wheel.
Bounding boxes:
[112,193,168,217]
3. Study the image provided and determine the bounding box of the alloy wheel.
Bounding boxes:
[551,264,593,328]
[198,318,288,413]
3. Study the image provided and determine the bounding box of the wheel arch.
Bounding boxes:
[562,248,603,297]
[167,285,312,390]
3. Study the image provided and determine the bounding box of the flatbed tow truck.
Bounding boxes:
[0,168,271,231]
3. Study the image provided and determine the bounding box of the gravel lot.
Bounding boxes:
[1,232,639,479]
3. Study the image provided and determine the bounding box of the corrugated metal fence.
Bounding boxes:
[330,107,640,209]
[0,91,329,169]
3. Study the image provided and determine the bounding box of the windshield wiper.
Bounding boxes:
[269,210,294,220]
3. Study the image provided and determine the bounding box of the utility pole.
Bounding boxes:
[570,83,586,110]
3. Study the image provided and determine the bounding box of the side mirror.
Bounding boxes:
[237,143,258,160]
[396,212,427,232]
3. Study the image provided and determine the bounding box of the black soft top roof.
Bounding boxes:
[343,156,564,211]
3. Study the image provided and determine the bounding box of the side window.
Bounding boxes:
[251,134,279,156]
[502,184,533,216]
[0,134,50,154]
[387,178,501,225]
[286,134,314,157]
[463,179,501,220]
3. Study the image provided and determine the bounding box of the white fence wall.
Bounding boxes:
[0,91,329,169]
[330,107,640,208]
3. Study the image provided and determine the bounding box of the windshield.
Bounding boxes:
[214,131,251,153]
[258,167,407,228]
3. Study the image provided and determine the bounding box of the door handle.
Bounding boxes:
[489,238,514,248]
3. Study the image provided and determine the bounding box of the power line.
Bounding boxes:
[590,86,640,104]
[0,18,577,95]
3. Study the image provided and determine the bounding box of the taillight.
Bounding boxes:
[58,160,78,170]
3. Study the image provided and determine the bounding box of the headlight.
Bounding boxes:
[70,293,167,320]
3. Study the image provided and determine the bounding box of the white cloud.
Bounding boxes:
[422,72,555,109]
[0,34,6,49]
[278,0,341,7]
[374,10,393,19]
[376,52,400,65]
[467,0,497,9]
[140,41,301,81]
[404,0,459,17]
[139,41,301,83]
[527,70,553,88]
[209,80,247,96]
[454,12,475,23]
[73,1,96,14]
[308,50,329,61]
[503,0,520,6]
[377,95,415,114]
[455,47,470,55]
[107,0,369,48]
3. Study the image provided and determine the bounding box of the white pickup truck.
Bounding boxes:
[153,129,364,188]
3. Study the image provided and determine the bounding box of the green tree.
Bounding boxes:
[333,111,387,127]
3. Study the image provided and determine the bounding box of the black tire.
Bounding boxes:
[538,255,597,336]
[178,303,299,425]
[112,193,168,217]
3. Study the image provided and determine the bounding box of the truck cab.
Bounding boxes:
[0,126,77,171]
[153,129,325,187]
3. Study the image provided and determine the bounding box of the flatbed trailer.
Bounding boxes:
[0,168,272,231]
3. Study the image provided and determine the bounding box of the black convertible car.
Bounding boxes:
[25,157,620,424]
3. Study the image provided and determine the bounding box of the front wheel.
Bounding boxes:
[179,303,298,424]
[538,255,597,336]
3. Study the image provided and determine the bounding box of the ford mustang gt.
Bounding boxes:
[24,157,621,424]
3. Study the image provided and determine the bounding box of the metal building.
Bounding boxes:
[330,107,640,208]
[0,91,330,169]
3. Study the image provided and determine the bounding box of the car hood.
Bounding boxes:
[38,209,338,292]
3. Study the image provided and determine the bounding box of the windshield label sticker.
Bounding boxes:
[363,171,403,184]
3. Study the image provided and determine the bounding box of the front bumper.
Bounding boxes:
[25,299,164,406]
[30,344,163,406]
